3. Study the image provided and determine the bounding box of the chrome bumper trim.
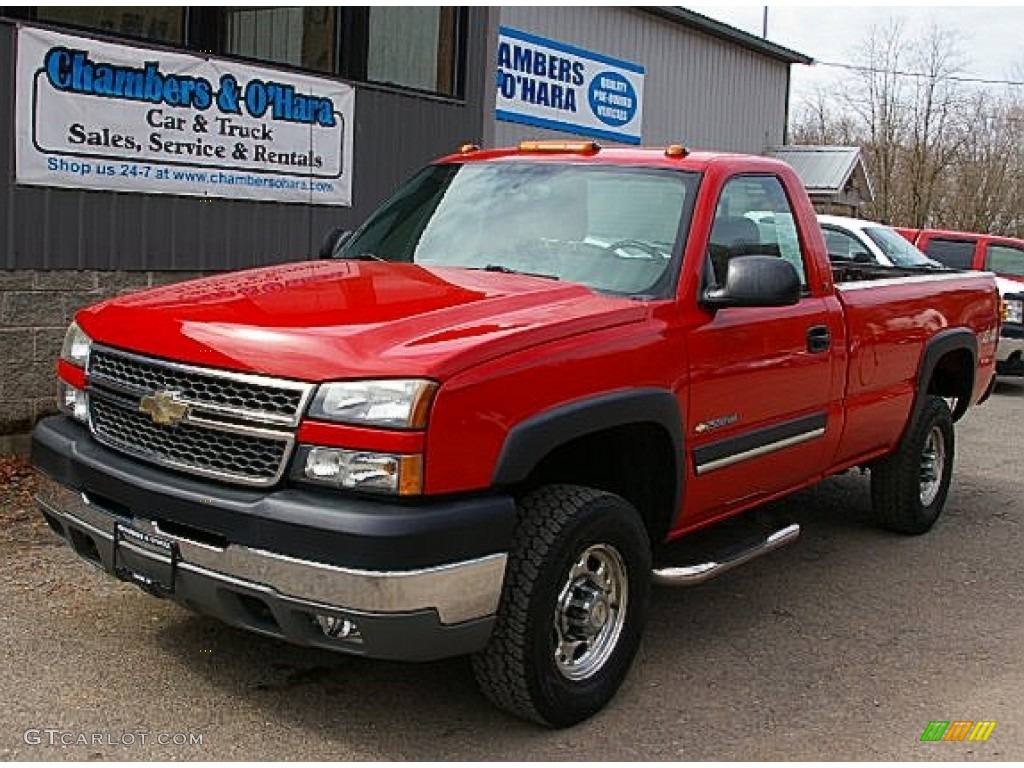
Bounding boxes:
[996,334,1024,363]
[36,476,506,625]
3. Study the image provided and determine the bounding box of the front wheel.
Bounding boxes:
[471,485,651,726]
[870,395,954,534]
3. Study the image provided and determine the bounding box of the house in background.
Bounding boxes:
[767,145,874,216]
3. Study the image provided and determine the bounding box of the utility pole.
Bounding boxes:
[762,6,768,38]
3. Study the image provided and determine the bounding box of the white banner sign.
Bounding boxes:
[495,27,644,145]
[15,26,354,205]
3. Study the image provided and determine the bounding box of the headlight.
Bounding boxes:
[1006,298,1023,325]
[308,379,437,428]
[60,321,92,368]
[299,446,423,495]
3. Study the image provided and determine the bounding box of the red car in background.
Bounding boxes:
[895,227,1024,283]
[897,228,1024,375]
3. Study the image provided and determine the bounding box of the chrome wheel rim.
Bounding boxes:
[553,543,629,681]
[920,425,946,507]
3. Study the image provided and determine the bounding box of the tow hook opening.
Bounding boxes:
[41,511,66,539]
[235,593,281,632]
[67,527,102,565]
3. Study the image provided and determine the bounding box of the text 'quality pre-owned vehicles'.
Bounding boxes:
[32,142,1000,726]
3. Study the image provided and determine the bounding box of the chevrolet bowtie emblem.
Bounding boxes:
[139,390,190,426]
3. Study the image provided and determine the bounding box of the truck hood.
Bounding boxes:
[76,260,648,381]
[995,276,1024,296]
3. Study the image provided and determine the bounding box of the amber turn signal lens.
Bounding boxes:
[517,140,600,154]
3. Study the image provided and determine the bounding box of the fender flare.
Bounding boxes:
[491,387,683,513]
[914,328,977,423]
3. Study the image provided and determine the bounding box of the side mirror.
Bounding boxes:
[318,228,352,259]
[702,255,801,309]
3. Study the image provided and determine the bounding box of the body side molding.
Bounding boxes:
[692,412,827,475]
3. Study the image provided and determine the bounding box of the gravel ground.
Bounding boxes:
[2,378,1023,760]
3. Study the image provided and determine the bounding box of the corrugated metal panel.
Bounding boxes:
[0,25,13,267]
[493,7,791,154]
[0,10,488,271]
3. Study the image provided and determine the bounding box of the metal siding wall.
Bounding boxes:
[493,7,790,154]
[0,10,487,271]
[0,26,13,267]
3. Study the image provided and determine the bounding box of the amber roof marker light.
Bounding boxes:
[517,140,601,154]
[665,144,689,158]
[458,143,481,154]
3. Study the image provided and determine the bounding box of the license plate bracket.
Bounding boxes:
[114,521,177,596]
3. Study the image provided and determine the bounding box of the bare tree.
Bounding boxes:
[902,25,968,227]
[938,91,1018,233]
[842,18,911,224]
[785,17,1023,234]
[791,87,861,146]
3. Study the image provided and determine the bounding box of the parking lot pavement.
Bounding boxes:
[2,378,1022,760]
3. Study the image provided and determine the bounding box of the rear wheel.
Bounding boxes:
[870,395,954,534]
[471,485,651,726]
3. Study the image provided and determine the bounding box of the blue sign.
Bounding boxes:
[495,27,645,145]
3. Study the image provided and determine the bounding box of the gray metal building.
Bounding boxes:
[0,6,809,447]
[487,7,808,152]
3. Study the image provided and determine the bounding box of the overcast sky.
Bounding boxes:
[686,4,1024,111]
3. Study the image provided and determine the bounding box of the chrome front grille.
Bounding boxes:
[89,346,308,426]
[86,345,314,487]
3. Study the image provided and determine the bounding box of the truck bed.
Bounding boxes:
[831,270,998,467]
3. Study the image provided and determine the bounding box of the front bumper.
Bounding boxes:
[32,416,516,660]
[996,322,1023,375]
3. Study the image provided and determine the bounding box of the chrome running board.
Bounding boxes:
[651,523,800,586]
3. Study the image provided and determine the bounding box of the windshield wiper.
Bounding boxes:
[478,264,560,280]
[346,252,385,262]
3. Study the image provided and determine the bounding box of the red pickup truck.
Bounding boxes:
[32,143,999,726]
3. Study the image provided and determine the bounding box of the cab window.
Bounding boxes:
[706,176,808,288]
[924,238,975,269]
[984,243,1024,278]
[822,226,871,263]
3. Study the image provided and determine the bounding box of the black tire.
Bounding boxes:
[471,484,651,727]
[870,395,954,534]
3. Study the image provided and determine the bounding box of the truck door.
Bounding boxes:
[684,174,844,521]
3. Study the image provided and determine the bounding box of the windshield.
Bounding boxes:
[337,162,698,297]
[863,226,940,268]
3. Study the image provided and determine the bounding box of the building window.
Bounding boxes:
[26,6,465,99]
[35,7,184,45]
[221,6,337,75]
[366,7,458,95]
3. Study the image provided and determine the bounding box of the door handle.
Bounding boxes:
[807,325,831,353]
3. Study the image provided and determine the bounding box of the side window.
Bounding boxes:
[924,238,975,269]
[707,176,807,288]
[984,244,1024,278]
